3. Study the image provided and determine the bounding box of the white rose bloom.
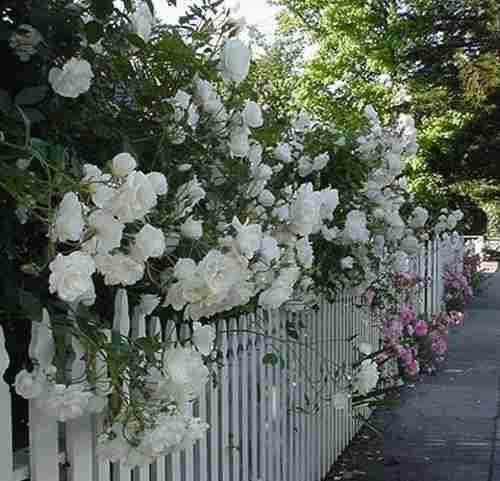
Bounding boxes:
[192,322,216,356]
[54,192,84,243]
[447,215,458,230]
[320,188,339,220]
[112,152,137,178]
[258,267,300,310]
[14,369,45,399]
[181,217,203,240]
[341,256,354,270]
[296,237,314,268]
[258,286,293,310]
[39,384,92,422]
[409,207,429,229]
[359,342,373,355]
[298,156,314,178]
[259,235,280,263]
[49,252,96,303]
[131,224,166,261]
[332,391,350,410]
[111,171,157,223]
[401,235,419,255]
[343,210,370,243]
[294,111,311,132]
[95,253,145,286]
[232,217,262,257]
[393,250,409,273]
[229,126,250,157]
[48,57,94,98]
[242,101,264,128]
[145,172,168,195]
[312,152,329,171]
[138,294,161,316]
[170,90,191,110]
[175,176,206,218]
[166,250,254,321]
[10,24,43,61]
[258,189,275,207]
[219,38,251,84]
[353,360,379,395]
[158,347,209,404]
[87,210,124,254]
[274,143,293,163]
[289,183,322,236]
[130,2,154,42]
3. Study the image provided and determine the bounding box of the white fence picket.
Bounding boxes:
[0,326,14,481]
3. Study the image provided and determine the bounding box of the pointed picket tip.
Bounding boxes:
[0,324,9,378]
[28,308,55,370]
[113,288,130,337]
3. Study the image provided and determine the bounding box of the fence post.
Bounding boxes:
[0,325,13,481]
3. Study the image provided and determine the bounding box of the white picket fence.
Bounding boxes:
[0,237,463,481]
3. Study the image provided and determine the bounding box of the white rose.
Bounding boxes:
[95,253,145,286]
[112,152,137,178]
[296,237,314,268]
[343,210,370,243]
[232,217,262,257]
[132,224,166,261]
[192,322,216,356]
[332,391,350,410]
[130,3,154,42]
[48,58,94,98]
[259,236,280,263]
[401,235,419,255]
[39,384,92,422]
[10,24,43,62]
[353,360,379,395]
[298,156,314,178]
[54,192,84,243]
[49,252,96,303]
[258,189,275,207]
[320,188,339,220]
[181,217,203,240]
[87,210,124,254]
[258,285,293,310]
[229,126,250,157]
[341,256,354,270]
[274,143,293,163]
[242,101,263,128]
[158,347,209,404]
[393,250,409,273]
[289,183,322,236]
[14,369,45,399]
[312,153,329,171]
[219,38,251,84]
[145,172,168,196]
[111,171,157,223]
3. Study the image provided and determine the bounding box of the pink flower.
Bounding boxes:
[406,359,420,377]
[414,320,428,336]
[399,306,417,324]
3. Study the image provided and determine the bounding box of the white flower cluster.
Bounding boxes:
[49,153,167,303]
[49,57,94,98]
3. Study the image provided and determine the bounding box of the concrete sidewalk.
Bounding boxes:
[380,273,500,481]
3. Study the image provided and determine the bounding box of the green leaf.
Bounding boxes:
[90,0,114,19]
[125,32,146,49]
[262,352,278,366]
[19,289,42,321]
[0,89,13,114]
[23,108,46,124]
[84,21,104,44]
[14,86,49,106]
